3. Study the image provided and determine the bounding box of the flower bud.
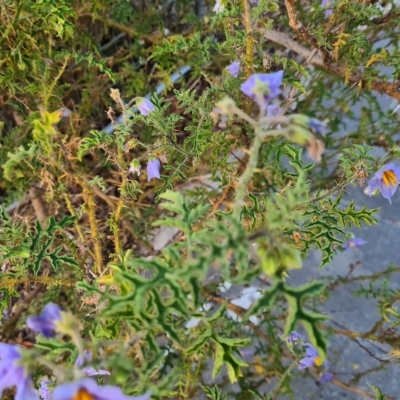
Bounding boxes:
[215,97,237,115]
[279,246,302,270]
[285,125,311,145]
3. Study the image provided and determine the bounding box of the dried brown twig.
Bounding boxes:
[264,4,400,102]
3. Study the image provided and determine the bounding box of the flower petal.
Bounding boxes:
[367,176,381,195]
[380,181,398,203]
[147,159,161,181]
[299,356,315,369]
[52,379,150,400]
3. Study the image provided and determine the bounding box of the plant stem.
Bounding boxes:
[298,176,354,207]
[44,57,69,109]
[243,0,254,114]
[233,130,263,218]
[243,0,253,78]
[64,194,85,244]
[84,186,103,274]
[266,357,299,400]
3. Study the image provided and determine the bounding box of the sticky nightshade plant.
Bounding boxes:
[147,158,161,181]
[367,163,400,203]
[0,343,39,400]
[51,379,150,400]
[136,98,155,116]
[343,238,366,250]
[240,71,284,108]
[75,351,110,377]
[26,303,62,338]
[299,344,322,370]
[227,61,241,78]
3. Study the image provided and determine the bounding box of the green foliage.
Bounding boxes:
[0,0,399,398]
[28,216,79,274]
[153,190,210,235]
[249,280,328,361]
[301,194,378,268]
[2,145,39,182]
[78,130,114,160]
[370,385,387,400]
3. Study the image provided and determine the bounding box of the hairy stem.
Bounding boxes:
[84,186,103,274]
[233,130,263,218]
[243,0,254,114]
[64,194,85,244]
[267,357,300,400]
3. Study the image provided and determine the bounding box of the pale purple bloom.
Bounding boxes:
[26,303,62,338]
[51,378,151,400]
[320,372,334,383]
[0,343,39,400]
[299,343,319,370]
[39,380,52,400]
[239,348,255,357]
[213,0,224,12]
[285,331,303,344]
[59,108,71,118]
[250,0,258,4]
[240,71,284,108]
[343,238,366,250]
[309,118,326,135]
[147,159,161,181]
[137,98,155,116]
[266,104,281,117]
[266,104,282,129]
[321,0,333,17]
[367,163,400,203]
[227,61,241,78]
[75,351,110,377]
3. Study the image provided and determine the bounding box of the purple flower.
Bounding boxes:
[0,343,39,400]
[147,159,161,181]
[51,379,150,400]
[250,0,258,4]
[367,163,400,204]
[59,108,71,118]
[285,331,303,344]
[137,98,155,116]
[343,238,366,250]
[39,380,52,400]
[75,351,110,377]
[26,303,62,338]
[299,343,321,370]
[240,71,284,108]
[266,104,281,117]
[309,118,326,135]
[320,372,334,383]
[239,348,255,357]
[227,61,241,78]
[213,0,224,12]
[266,104,282,129]
[321,0,333,18]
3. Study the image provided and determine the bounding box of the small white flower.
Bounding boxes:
[213,0,224,12]
[129,161,141,176]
